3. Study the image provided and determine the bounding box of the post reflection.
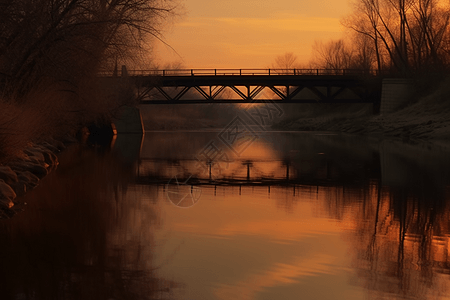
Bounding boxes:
[0,144,175,300]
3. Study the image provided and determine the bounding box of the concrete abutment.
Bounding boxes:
[380,78,413,114]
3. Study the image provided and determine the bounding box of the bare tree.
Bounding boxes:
[0,0,178,159]
[343,0,403,72]
[342,0,385,72]
[353,33,380,71]
[271,52,301,74]
[409,0,450,69]
[342,0,450,74]
[311,39,355,72]
[0,0,177,99]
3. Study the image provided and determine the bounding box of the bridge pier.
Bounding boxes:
[114,106,145,133]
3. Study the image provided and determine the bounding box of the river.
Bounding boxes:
[1,129,450,300]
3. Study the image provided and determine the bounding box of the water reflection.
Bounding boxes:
[2,131,450,299]
[346,141,450,299]
[139,131,379,185]
[140,132,450,299]
[0,144,174,300]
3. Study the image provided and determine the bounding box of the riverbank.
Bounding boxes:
[3,80,450,215]
[0,137,74,217]
[273,80,450,143]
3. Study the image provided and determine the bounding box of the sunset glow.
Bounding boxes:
[155,0,352,68]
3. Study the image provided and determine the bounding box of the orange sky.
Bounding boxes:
[154,0,352,68]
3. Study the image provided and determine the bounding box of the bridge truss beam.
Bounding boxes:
[131,75,381,104]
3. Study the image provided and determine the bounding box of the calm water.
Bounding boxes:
[1,131,450,300]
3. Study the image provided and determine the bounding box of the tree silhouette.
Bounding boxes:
[339,0,450,74]
[0,0,178,160]
[311,39,355,71]
[271,52,301,74]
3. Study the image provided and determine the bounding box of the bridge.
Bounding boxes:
[104,68,382,104]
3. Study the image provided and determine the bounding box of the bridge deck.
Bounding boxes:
[102,68,382,104]
[136,74,369,86]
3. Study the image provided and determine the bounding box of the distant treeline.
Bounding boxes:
[312,0,450,75]
[0,0,176,159]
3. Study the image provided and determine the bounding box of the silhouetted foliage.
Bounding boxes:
[311,39,355,70]
[0,0,177,160]
[270,52,303,73]
[309,0,450,76]
[0,0,176,97]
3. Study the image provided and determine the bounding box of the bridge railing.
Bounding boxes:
[99,68,379,77]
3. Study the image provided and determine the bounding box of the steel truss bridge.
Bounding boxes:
[106,68,382,104]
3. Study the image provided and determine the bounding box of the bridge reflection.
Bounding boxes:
[129,131,379,192]
[130,133,450,298]
[135,155,378,189]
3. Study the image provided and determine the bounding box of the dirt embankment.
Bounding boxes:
[273,80,450,143]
